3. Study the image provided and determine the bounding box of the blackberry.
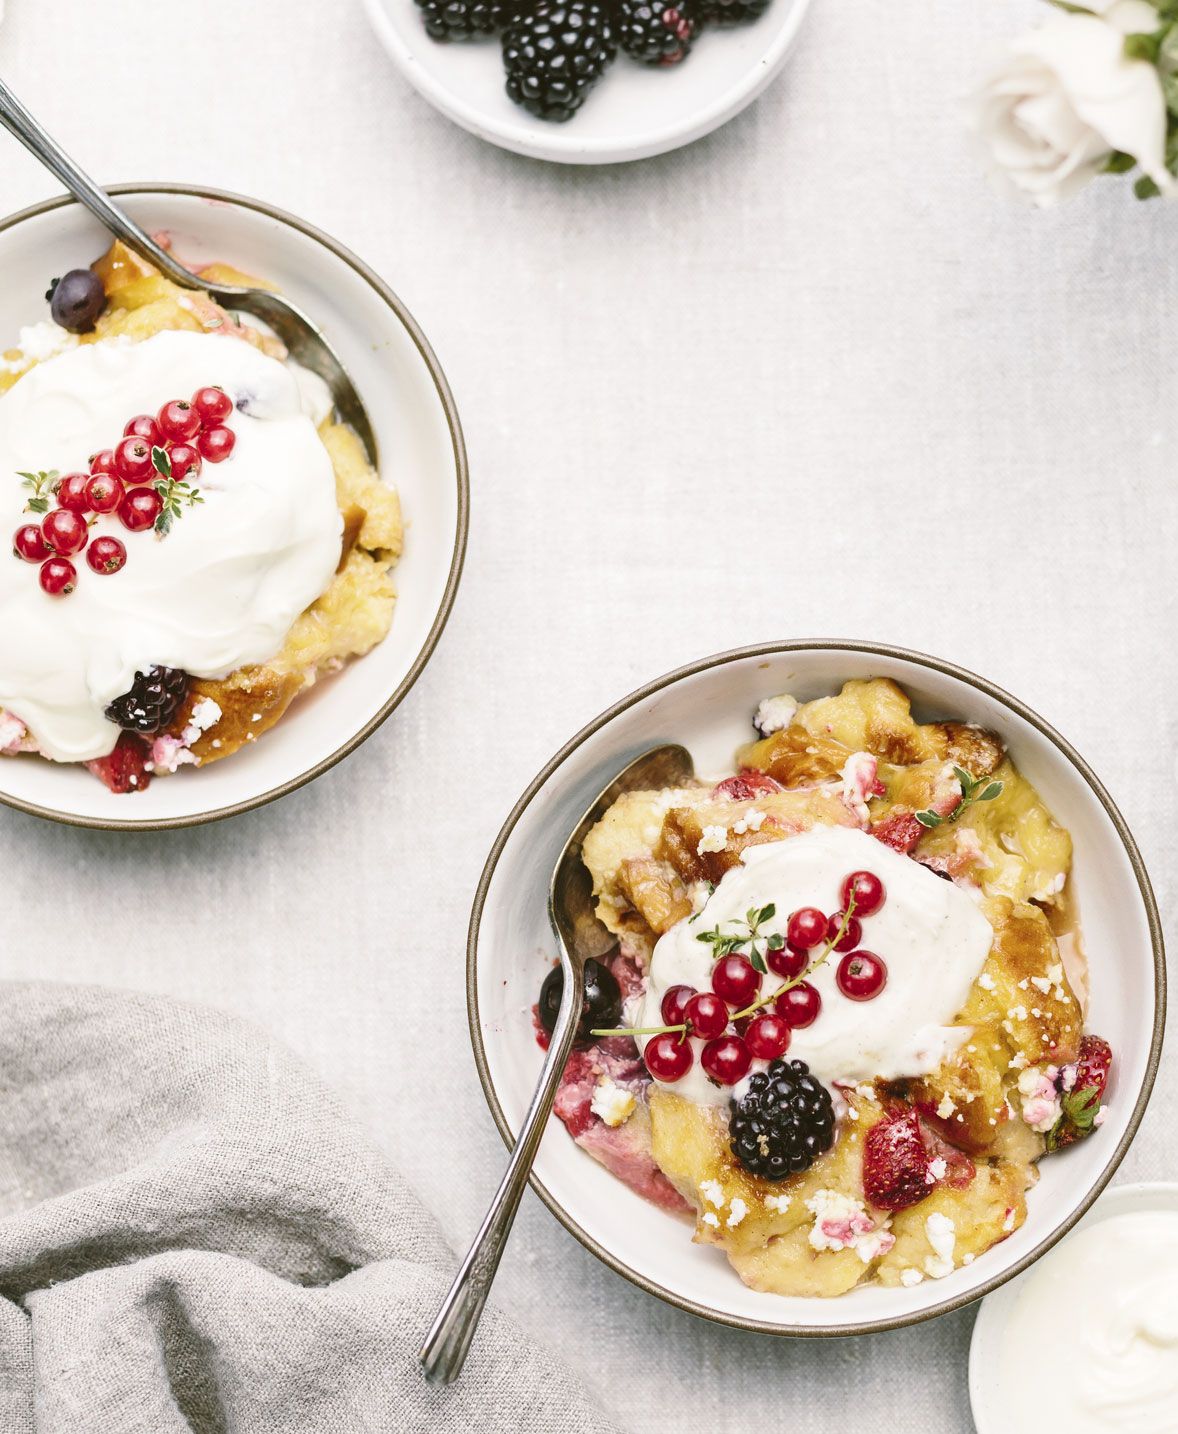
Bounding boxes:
[537,958,622,1043]
[616,0,699,65]
[729,1058,835,1180]
[414,0,515,39]
[700,0,770,23]
[503,2,617,122]
[104,666,189,734]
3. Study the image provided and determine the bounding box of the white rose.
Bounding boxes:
[969,0,1173,206]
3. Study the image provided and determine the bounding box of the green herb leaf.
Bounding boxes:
[767,932,785,951]
[152,477,204,538]
[915,810,942,828]
[979,781,1004,802]
[17,469,60,514]
[151,446,172,479]
[749,948,767,975]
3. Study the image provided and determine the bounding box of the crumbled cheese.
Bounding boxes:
[926,1157,948,1185]
[589,1077,636,1128]
[923,1212,957,1279]
[731,809,766,835]
[936,1094,957,1120]
[701,1211,720,1229]
[764,1193,792,1214]
[0,320,79,373]
[1011,1005,1028,1022]
[962,1253,975,1265]
[1017,1065,1062,1133]
[699,1179,725,1209]
[1002,1209,1016,1234]
[1094,1104,1108,1128]
[753,693,798,736]
[1008,1052,1029,1071]
[1030,975,1052,994]
[726,1198,749,1228]
[978,973,996,992]
[696,824,728,855]
[899,1267,924,1287]
[188,697,222,733]
[840,751,880,825]
[805,1189,894,1264]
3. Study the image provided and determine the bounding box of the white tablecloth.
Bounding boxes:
[0,1,1173,1429]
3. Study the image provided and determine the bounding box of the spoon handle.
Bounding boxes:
[419,964,584,1385]
[0,78,210,293]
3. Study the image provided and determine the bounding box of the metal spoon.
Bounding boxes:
[0,78,377,466]
[420,742,697,1385]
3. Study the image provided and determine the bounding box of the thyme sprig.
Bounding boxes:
[17,469,60,514]
[590,892,858,1040]
[915,765,1003,830]
[150,446,204,538]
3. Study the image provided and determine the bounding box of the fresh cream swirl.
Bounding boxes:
[0,330,342,761]
[638,825,993,1104]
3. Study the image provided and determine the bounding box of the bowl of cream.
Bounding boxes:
[468,640,1165,1336]
[970,1182,1178,1433]
[0,186,468,828]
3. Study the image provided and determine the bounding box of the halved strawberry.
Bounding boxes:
[711,770,784,801]
[863,1108,934,1211]
[85,732,152,794]
[1047,1035,1112,1151]
[870,810,924,855]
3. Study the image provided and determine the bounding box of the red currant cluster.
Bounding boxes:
[11,386,237,598]
[643,868,890,1087]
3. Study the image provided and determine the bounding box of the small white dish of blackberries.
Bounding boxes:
[361,0,812,163]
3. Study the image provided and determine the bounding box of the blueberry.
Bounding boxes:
[537,958,622,1042]
[47,269,106,334]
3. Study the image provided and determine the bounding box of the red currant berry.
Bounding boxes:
[86,535,126,575]
[826,912,863,952]
[88,448,118,476]
[787,907,827,950]
[644,1032,693,1083]
[685,991,730,1041]
[745,1013,791,1061]
[700,1036,752,1086]
[157,398,201,442]
[197,425,236,463]
[766,942,807,980]
[114,436,155,485]
[167,443,202,482]
[660,984,695,1026]
[192,385,233,424]
[55,472,93,513]
[776,982,822,1028]
[711,954,762,1008]
[836,951,888,1001]
[39,557,76,596]
[123,413,163,446]
[85,472,124,514]
[41,508,88,556]
[842,870,886,917]
[13,524,50,563]
[118,487,163,533]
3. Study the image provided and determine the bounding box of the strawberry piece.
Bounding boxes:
[85,732,152,794]
[711,770,784,802]
[1048,1034,1112,1151]
[870,810,924,854]
[863,1108,933,1211]
[920,1118,976,1188]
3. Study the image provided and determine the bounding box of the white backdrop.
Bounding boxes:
[0,1,1174,1430]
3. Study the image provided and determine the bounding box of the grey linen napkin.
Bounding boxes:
[0,981,621,1434]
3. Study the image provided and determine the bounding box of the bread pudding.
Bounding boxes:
[0,240,401,793]
[535,678,1113,1296]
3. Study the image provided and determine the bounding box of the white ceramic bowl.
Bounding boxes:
[468,641,1165,1335]
[969,1181,1178,1431]
[0,185,468,830]
[360,0,813,164]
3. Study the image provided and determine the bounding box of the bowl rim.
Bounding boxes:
[0,182,470,832]
[466,638,1167,1337]
[359,0,814,165]
[967,1179,1178,1433]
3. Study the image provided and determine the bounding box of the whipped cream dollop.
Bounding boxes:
[0,330,342,761]
[638,825,994,1105]
[996,1210,1178,1433]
